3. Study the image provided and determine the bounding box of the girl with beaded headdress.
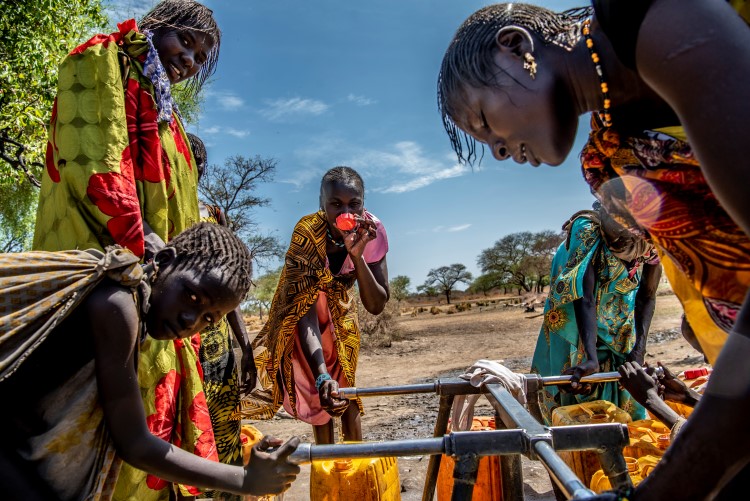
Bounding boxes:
[437,2,750,499]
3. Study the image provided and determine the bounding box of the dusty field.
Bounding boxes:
[243,292,703,500]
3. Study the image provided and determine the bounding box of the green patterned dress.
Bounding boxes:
[531,215,646,425]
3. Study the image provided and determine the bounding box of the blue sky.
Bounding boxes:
[108,0,593,290]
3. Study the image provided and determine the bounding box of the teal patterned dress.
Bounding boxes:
[531,216,646,425]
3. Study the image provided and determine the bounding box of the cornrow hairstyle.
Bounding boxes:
[437,3,591,165]
[139,0,221,99]
[186,132,207,179]
[319,166,365,206]
[166,222,253,300]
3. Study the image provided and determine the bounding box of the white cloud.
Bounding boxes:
[261,97,329,121]
[216,93,245,110]
[226,128,250,138]
[281,137,471,193]
[446,224,472,232]
[191,125,249,138]
[346,94,376,106]
[354,141,470,193]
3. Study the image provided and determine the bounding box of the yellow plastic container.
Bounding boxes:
[552,401,632,488]
[437,417,503,500]
[623,419,671,459]
[239,425,281,501]
[310,455,401,501]
[646,400,694,420]
[590,456,660,493]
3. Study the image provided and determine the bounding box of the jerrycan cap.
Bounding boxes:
[334,459,353,471]
[625,457,640,473]
[657,434,670,450]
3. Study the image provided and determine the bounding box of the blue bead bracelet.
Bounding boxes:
[315,373,332,390]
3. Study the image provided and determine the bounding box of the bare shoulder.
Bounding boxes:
[80,280,140,339]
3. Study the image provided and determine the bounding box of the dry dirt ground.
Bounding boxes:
[243,292,704,501]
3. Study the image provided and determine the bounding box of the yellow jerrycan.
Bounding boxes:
[310,452,401,501]
[437,416,503,500]
[239,425,281,501]
[552,401,632,488]
[590,456,660,493]
[623,419,671,459]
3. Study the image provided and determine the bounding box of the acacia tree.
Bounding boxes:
[389,275,411,307]
[478,232,536,293]
[528,230,564,292]
[416,284,439,299]
[477,230,564,294]
[469,271,507,296]
[247,267,281,320]
[199,155,284,268]
[422,264,473,304]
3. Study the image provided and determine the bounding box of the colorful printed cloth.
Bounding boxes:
[531,215,646,425]
[0,247,143,501]
[239,211,388,423]
[581,119,750,364]
[198,205,243,495]
[27,20,214,500]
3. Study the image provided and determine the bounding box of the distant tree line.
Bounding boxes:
[408,230,565,304]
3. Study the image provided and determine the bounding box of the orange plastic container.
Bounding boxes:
[310,455,401,501]
[623,419,671,459]
[437,416,503,501]
[590,456,660,493]
[552,401,632,488]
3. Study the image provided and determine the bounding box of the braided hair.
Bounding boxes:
[140,0,221,99]
[165,222,253,300]
[186,132,207,178]
[437,3,590,165]
[319,166,365,206]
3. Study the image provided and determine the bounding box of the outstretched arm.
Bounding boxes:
[628,262,661,364]
[89,285,299,496]
[564,260,600,391]
[628,2,750,499]
[226,307,256,392]
[297,302,348,416]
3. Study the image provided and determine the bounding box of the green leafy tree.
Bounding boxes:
[248,267,282,320]
[389,275,411,306]
[0,0,107,250]
[422,264,473,305]
[416,284,439,298]
[469,272,507,297]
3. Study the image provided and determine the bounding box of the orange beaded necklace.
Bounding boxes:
[582,19,612,127]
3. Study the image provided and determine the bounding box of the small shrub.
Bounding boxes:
[446,307,456,314]
[358,298,402,348]
[430,306,441,315]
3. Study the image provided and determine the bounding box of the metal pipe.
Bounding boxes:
[281,429,529,466]
[533,441,595,499]
[338,369,662,400]
[422,394,453,501]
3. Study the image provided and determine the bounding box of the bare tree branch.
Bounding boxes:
[0,131,42,187]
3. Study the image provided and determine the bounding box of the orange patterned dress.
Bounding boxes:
[581,119,750,363]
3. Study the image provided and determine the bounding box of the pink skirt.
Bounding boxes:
[282,291,348,425]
